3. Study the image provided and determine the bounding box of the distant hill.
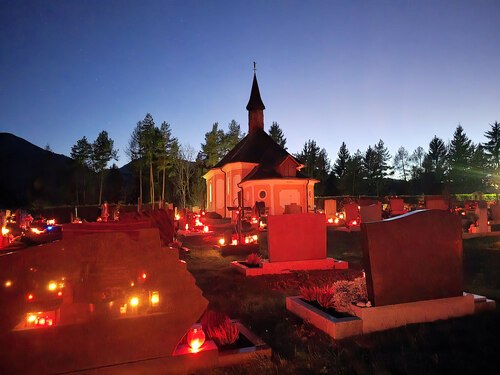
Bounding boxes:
[0,132,75,208]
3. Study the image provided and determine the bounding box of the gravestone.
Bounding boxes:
[491,203,500,221]
[344,203,359,223]
[359,203,382,223]
[361,210,463,306]
[475,201,489,233]
[389,198,405,216]
[2,227,209,373]
[267,213,326,262]
[358,198,378,207]
[425,196,449,210]
[284,203,302,214]
[324,199,337,218]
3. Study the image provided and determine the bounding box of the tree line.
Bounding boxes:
[292,122,500,197]
[70,118,500,210]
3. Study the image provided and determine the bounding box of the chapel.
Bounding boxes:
[203,72,317,217]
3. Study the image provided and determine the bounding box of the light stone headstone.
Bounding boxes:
[324,199,337,218]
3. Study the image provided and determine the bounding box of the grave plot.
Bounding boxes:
[463,201,497,238]
[287,210,496,339]
[231,213,348,276]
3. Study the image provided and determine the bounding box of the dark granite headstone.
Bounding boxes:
[361,210,463,306]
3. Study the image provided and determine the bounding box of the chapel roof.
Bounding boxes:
[214,128,292,168]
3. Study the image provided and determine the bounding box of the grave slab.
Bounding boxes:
[351,294,475,334]
[286,296,362,339]
[231,258,348,276]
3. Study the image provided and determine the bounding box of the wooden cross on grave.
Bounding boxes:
[227,205,252,244]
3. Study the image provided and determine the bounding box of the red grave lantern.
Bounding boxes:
[187,323,206,352]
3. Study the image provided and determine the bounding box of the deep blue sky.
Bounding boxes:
[1,0,499,167]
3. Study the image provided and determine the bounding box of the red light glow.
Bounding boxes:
[27,293,34,301]
[187,324,206,353]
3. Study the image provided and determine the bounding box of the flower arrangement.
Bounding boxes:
[245,253,262,266]
[299,277,368,314]
[201,310,240,347]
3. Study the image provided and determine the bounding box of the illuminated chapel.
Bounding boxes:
[203,73,318,217]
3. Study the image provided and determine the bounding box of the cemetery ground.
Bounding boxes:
[180,228,500,374]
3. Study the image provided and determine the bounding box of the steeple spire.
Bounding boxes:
[246,72,265,111]
[246,66,265,134]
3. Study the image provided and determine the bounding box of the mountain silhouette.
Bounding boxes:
[0,132,75,208]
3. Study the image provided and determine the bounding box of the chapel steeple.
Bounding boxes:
[246,65,265,134]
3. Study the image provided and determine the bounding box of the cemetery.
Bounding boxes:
[1,67,499,373]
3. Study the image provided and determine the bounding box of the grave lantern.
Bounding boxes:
[150,291,160,307]
[187,323,206,353]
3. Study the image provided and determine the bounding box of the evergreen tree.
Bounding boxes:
[345,150,363,195]
[294,140,330,195]
[126,121,145,204]
[222,119,244,155]
[423,136,447,179]
[269,121,287,149]
[159,121,177,205]
[71,136,92,204]
[333,142,350,194]
[469,143,488,191]
[363,146,379,194]
[199,123,225,168]
[333,142,350,178]
[484,121,500,171]
[138,113,164,205]
[448,125,473,192]
[91,131,118,205]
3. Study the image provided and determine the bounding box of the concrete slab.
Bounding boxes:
[286,296,362,339]
[351,294,475,334]
[231,258,348,276]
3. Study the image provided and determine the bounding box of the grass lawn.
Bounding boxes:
[180,229,500,374]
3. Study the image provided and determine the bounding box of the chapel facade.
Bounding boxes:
[203,73,317,217]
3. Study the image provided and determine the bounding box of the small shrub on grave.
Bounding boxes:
[299,277,368,315]
[201,310,240,347]
[246,253,262,266]
[300,285,335,310]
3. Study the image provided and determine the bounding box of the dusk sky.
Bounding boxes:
[1,0,499,167]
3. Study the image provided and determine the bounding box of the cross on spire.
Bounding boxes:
[253,61,256,73]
